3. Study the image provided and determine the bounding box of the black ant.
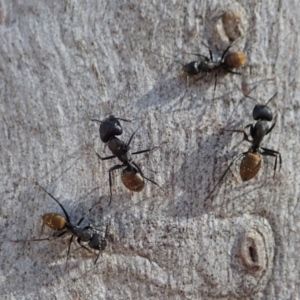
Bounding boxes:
[205,93,282,199]
[91,115,163,204]
[11,182,107,265]
[184,42,246,82]
[146,40,246,96]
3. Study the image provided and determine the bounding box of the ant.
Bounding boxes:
[146,40,246,96]
[205,93,282,199]
[183,42,246,99]
[91,115,163,204]
[11,181,108,265]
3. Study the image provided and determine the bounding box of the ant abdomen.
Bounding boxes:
[121,167,145,192]
[107,137,128,157]
[42,213,67,231]
[223,51,247,69]
[240,152,262,181]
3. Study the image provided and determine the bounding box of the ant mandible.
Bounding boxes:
[11,181,107,265]
[91,115,163,204]
[205,93,282,199]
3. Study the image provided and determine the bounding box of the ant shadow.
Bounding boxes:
[136,55,239,114]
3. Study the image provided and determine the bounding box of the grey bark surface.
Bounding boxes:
[0,0,299,299]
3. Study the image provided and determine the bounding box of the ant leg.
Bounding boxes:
[183,73,208,100]
[266,122,276,135]
[143,48,184,66]
[94,251,101,264]
[65,235,75,267]
[40,222,46,235]
[93,147,116,161]
[126,130,138,147]
[90,117,131,124]
[200,41,209,49]
[186,52,209,61]
[77,236,103,264]
[209,48,213,60]
[10,237,49,243]
[261,150,278,177]
[225,129,252,143]
[244,124,252,129]
[132,161,164,192]
[131,145,161,156]
[192,73,208,85]
[261,147,282,177]
[204,152,247,201]
[212,72,218,100]
[77,202,102,226]
[221,38,241,61]
[244,94,258,101]
[33,181,71,224]
[199,41,213,60]
[108,164,124,205]
[10,230,68,243]
[221,45,232,61]
[224,69,242,75]
[131,149,155,155]
[76,237,100,264]
[76,237,94,253]
[182,83,189,101]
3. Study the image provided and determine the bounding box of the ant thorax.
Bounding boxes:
[107,137,129,157]
[204,60,221,71]
[69,226,94,242]
[251,120,271,148]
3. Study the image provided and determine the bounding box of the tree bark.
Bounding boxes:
[1,0,298,299]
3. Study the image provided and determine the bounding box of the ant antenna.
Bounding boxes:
[143,48,184,66]
[33,180,71,224]
[90,117,132,124]
[265,92,277,106]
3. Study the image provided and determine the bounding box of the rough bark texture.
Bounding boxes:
[0,0,299,299]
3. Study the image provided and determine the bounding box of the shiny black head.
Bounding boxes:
[183,61,201,75]
[252,105,273,121]
[89,234,107,251]
[99,115,123,143]
[91,115,131,143]
[252,93,277,121]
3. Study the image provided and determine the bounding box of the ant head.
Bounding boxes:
[91,115,132,143]
[252,93,276,121]
[42,213,67,231]
[252,105,273,121]
[89,234,107,251]
[99,115,123,143]
[121,166,145,192]
[183,61,201,75]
